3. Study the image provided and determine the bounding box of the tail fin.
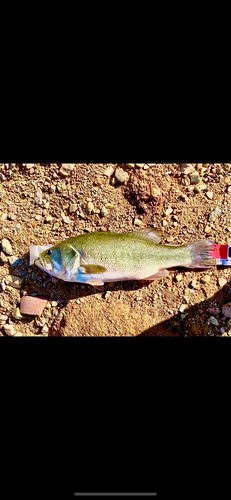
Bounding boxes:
[186,240,216,269]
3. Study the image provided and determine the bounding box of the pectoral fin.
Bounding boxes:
[80,264,107,274]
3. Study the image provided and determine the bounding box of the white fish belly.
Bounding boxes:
[79,266,161,283]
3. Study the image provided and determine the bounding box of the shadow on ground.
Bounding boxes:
[139,275,231,336]
[10,253,231,336]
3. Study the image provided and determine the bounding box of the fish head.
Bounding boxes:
[35,242,81,280]
[35,246,63,275]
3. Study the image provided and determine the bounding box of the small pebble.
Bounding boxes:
[34,188,43,205]
[41,324,49,335]
[190,173,201,184]
[12,307,23,320]
[6,275,23,289]
[59,164,75,177]
[8,256,18,265]
[190,280,198,289]
[134,218,143,226]
[0,314,8,323]
[164,208,173,216]
[222,302,231,318]
[114,168,129,183]
[179,304,188,313]
[104,166,115,177]
[86,201,95,214]
[201,275,211,284]
[0,251,8,263]
[208,206,222,222]
[69,203,78,213]
[34,317,46,328]
[209,317,219,326]
[207,307,221,315]
[4,324,16,336]
[100,206,108,217]
[218,277,227,287]
[1,238,13,256]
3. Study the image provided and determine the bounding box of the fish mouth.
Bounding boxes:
[35,257,44,269]
[30,245,53,266]
[35,257,53,272]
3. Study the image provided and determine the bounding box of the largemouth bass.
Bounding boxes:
[31,229,216,288]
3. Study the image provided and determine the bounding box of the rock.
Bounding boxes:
[4,324,16,336]
[41,324,49,335]
[114,168,129,183]
[100,206,108,217]
[0,251,8,263]
[1,238,13,256]
[209,317,219,326]
[190,279,198,289]
[34,316,46,327]
[34,188,43,205]
[151,186,162,198]
[206,191,214,200]
[86,201,95,214]
[222,303,231,318]
[5,275,23,289]
[134,218,143,226]
[49,184,56,193]
[163,208,173,216]
[104,166,115,177]
[12,307,23,320]
[8,213,17,221]
[69,203,78,213]
[218,277,227,287]
[201,275,211,284]
[179,304,188,313]
[207,307,221,315]
[59,164,75,177]
[180,164,195,175]
[20,296,48,316]
[208,206,222,222]
[175,274,183,282]
[0,314,8,325]
[45,215,53,223]
[62,216,71,224]
[190,173,201,184]
[8,256,18,265]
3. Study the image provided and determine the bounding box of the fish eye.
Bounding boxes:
[47,249,52,255]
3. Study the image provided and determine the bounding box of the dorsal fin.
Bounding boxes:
[136,228,163,243]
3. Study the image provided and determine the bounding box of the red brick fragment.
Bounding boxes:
[20,296,48,316]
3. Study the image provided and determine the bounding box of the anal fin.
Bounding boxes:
[143,270,170,281]
[86,279,105,289]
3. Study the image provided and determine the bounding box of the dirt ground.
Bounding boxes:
[1,162,231,337]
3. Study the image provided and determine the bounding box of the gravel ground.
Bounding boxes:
[1,162,231,337]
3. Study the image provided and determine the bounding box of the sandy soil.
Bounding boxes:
[1,162,231,336]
